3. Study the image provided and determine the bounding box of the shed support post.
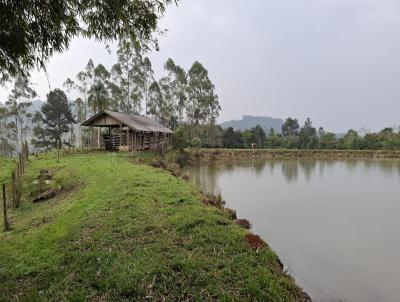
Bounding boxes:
[119,125,122,150]
[149,133,152,150]
[97,128,101,149]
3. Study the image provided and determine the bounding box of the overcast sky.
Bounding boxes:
[1,0,400,132]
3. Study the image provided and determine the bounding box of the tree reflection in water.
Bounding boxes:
[187,158,400,195]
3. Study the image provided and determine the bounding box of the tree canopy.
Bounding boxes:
[0,0,175,80]
[38,89,75,148]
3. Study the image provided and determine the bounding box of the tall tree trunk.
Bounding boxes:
[20,118,23,150]
[15,116,19,154]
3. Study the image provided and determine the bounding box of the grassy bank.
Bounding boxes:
[0,152,308,301]
[189,148,400,161]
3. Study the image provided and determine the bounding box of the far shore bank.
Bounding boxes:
[189,148,400,161]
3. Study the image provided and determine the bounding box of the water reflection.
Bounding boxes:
[186,158,400,302]
[188,159,400,193]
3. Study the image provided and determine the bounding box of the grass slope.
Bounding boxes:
[0,157,16,184]
[0,153,306,301]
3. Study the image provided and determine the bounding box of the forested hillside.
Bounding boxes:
[220,115,283,132]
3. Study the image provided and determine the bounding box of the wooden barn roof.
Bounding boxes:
[81,110,174,133]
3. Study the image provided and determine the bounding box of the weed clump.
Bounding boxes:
[244,233,266,250]
[223,208,237,220]
[202,193,224,208]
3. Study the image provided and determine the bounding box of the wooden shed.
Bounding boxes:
[81,110,173,152]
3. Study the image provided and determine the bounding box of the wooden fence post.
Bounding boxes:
[3,183,9,231]
[57,139,60,162]
[11,171,16,208]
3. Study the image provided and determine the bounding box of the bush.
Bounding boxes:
[170,126,187,151]
[190,137,202,148]
[165,150,192,168]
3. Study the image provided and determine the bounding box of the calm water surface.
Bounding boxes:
[186,159,400,302]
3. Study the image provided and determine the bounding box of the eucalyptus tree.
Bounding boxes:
[186,61,220,141]
[88,80,108,148]
[157,76,172,123]
[187,61,220,125]
[147,81,163,120]
[88,64,110,114]
[74,98,86,123]
[140,57,155,116]
[72,97,86,148]
[1,0,175,80]
[63,77,77,146]
[0,107,7,149]
[0,107,14,156]
[163,58,187,122]
[147,81,174,127]
[109,63,125,111]
[5,74,36,153]
[111,39,144,113]
[88,83,109,114]
[63,78,75,97]
[75,59,95,119]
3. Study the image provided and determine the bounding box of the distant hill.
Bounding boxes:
[0,99,44,111]
[220,115,283,133]
[29,99,45,113]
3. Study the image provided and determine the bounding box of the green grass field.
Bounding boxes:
[0,152,307,301]
[0,157,15,185]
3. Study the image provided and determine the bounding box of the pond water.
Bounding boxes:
[186,158,400,302]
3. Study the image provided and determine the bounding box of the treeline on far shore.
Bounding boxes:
[173,117,400,151]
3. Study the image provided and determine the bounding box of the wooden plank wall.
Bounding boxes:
[91,127,167,152]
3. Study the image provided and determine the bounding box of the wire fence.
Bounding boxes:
[2,142,29,231]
